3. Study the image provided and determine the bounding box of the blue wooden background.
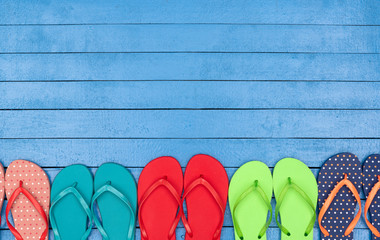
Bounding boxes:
[0,0,379,239]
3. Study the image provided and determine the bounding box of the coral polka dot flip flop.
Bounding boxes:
[317,153,362,240]
[0,162,5,225]
[363,154,380,240]
[5,160,50,240]
[181,154,229,240]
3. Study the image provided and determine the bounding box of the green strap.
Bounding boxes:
[49,183,93,240]
[232,180,272,239]
[275,177,316,237]
[91,181,136,240]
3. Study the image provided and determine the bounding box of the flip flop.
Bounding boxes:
[317,153,362,240]
[181,154,229,240]
[5,159,50,240]
[91,163,137,239]
[50,164,93,240]
[273,158,318,240]
[138,156,183,240]
[229,161,273,240]
[362,154,380,239]
[0,162,5,226]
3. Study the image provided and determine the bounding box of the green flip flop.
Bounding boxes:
[273,158,318,240]
[229,161,273,240]
[91,163,137,240]
[50,164,94,240]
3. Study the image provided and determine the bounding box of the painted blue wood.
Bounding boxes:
[2,81,380,109]
[0,0,378,25]
[0,53,378,81]
[1,110,380,138]
[1,25,379,53]
[0,139,378,167]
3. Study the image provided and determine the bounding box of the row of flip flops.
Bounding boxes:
[0,153,378,240]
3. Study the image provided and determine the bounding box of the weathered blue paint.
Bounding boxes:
[0,0,378,238]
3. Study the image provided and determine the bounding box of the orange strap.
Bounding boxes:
[318,174,362,237]
[364,175,380,237]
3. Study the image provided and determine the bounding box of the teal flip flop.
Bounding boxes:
[50,164,94,240]
[91,163,137,240]
[229,161,273,240]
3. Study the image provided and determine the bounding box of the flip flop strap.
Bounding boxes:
[181,176,225,240]
[364,175,380,237]
[318,173,362,237]
[49,183,93,240]
[6,181,49,240]
[275,177,316,237]
[138,177,183,240]
[91,182,136,240]
[232,180,272,239]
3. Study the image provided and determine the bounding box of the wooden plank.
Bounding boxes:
[1,25,379,53]
[1,110,380,139]
[2,81,380,109]
[0,139,376,167]
[0,0,379,25]
[0,53,378,81]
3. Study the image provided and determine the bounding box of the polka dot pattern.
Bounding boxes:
[317,153,362,240]
[363,154,380,240]
[5,160,51,240]
[0,163,5,225]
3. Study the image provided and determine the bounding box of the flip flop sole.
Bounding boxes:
[0,163,5,221]
[273,158,318,240]
[94,163,137,239]
[5,160,50,240]
[50,164,93,240]
[317,153,362,240]
[184,154,229,240]
[363,154,380,240]
[229,161,273,240]
[138,156,183,240]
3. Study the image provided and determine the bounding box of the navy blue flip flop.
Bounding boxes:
[363,154,380,239]
[317,153,362,240]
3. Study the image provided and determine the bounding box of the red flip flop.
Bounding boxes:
[5,160,50,240]
[181,154,229,240]
[138,156,184,240]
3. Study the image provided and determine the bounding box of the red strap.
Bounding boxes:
[6,181,49,240]
[364,175,380,237]
[181,176,224,240]
[138,177,183,240]
[318,174,362,237]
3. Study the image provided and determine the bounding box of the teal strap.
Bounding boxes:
[91,181,136,240]
[49,183,93,240]
[275,177,316,237]
[232,180,272,240]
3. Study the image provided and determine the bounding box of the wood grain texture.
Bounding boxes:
[0,139,378,167]
[0,0,379,25]
[2,81,380,109]
[1,53,379,81]
[1,110,380,138]
[1,0,379,239]
[1,25,379,53]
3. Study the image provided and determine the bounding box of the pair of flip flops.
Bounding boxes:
[138,154,229,240]
[229,158,318,240]
[318,153,380,240]
[1,160,50,240]
[50,163,137,240]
